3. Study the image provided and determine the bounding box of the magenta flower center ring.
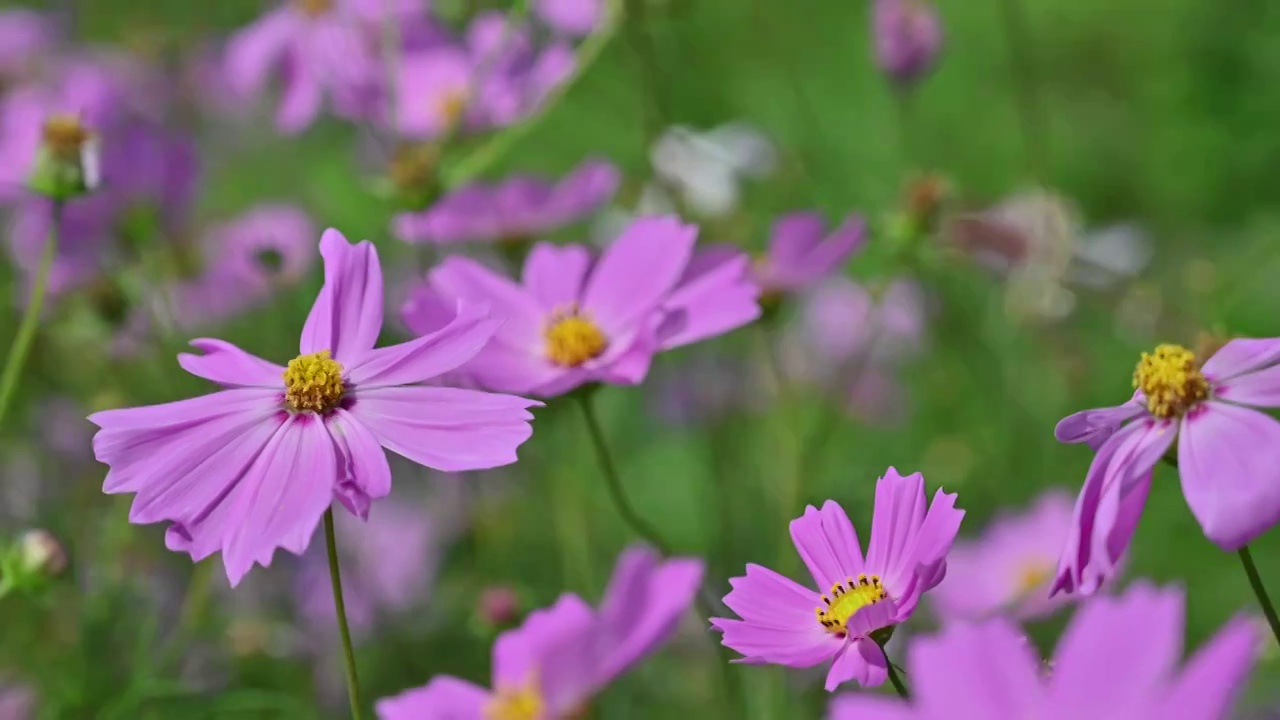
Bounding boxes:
[544,306,608,367]
[41,114,91,159]
[282,350,346,413]
[815,574,887,635]
[1133,344,1209,419]
[484,681,544,720]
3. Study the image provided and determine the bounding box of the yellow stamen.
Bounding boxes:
[815,574,888,636]
[1132,343,1209,419]
[484,680,544,720]
[295,0,333,16]
[1014,561,1053,598]
[41,114,90,158]
[545,306,608,367]
[283,350,345,413]
[438,88,470,128]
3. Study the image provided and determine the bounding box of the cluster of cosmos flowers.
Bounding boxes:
[0,0,1277,719]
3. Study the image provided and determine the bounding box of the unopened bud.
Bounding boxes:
[17,529,67,578]
[28,114,100,200]
[478,585,521,629]
[872,0,943,87]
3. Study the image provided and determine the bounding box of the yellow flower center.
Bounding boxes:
[1132,343,1209,419]
[283,350,346,413]
[815,574,888,635]
[1014,561,1053,598]
[484,681,545,720]
[545,307,608,367]
[41,114,90,158]
[437,88,470,128]
[295,0,333,16]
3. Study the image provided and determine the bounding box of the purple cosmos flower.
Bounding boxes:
[405,216,761,397]
[377,546,703,718]
[392,48,475,140]
[754,212,866,296]
[712,468,963,691]
[871,0,943,86]
[534,0,603,37]
[0,10,54,84]
[830,584,1258,720]
[933,489,1100,623]
[224,0,421,133]
[1054,339,1280,595]
[207,203,317,289]
[392,159,620,244]
[88,229,539,586]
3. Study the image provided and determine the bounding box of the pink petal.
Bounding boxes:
[768,212,828,262]
[462,342,568,395]
[597,553,704,686]
[430,256,543,349]
[90,387,282,433]
[346,302,501,387]
[1054,394,1145,450]
[827,694,913,720]
[491,594,597,707]
[1159,614,1259,720]
[890,487,963,617]
[177,338,285,388]
[522,243,592,312]
[275,52,323,134]
[400,283,458,337]
[711,617,839,667]
[1048,583,1183,717]
[658,249,761,350]
[909,620,1043,717]
[327,409,392,520]
[374,676,490,719]
[789,501,866,592]
[223,414,339,585]
[824,638,887,690]
[224,8,296,97]
[1178,402,1280,549]
[581,216,697,336]
[300,229,385,362]
[864,468,927,590]
[1214,363,1280,408]
[352,386,537,472]
[1202,337,1280,382]
[722,563,823,628]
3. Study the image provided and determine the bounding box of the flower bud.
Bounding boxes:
[872,0,943,87]
[17,529,67,578]
[477,585,521,629]
[28,114,100,200]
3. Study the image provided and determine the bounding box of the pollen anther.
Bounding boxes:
[1133,343,1209,419]
[544,305,608,367]
[283,350,346,413]
[814,573,888,635]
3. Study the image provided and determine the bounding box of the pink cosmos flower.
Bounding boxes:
[0,9,54,84]
[392,159,620,245]
[933,489,1102,623]
[404,216,760,396]
[376,546,703,718]
[89,229,539,586]
[712,468,963,691]
[1053,339,1280,595]
[754,212,866,295]
[872,0,943,86]
[224,0,421,133]
[830,584,1258,720]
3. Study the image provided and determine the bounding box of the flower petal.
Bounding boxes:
[352,386,537,472]
[177,338,285,388]
[275,52,323,134]
[909,620,1043,718]
[374,676,490,719]
[222,413,339,585]
[824,638,886,690]
[597,551,703,686]
[864,468,926,587]
[328,409,392,520]
[658,248,761,350]
[827,694,912,720]
[300,229,385,361]
[722,563,824,628]
[224,8,296,97]
[429,255,543,349]
[711,617,839,667]
[1202,337,1280,382]
[789,500,865,592]
[522,243,592,311]
[1214,363,1280,408]
[346,302,501,387]
[1178,402,1280,549]
[581,216,697,336]
[1053,394,1145,449]
[1158,614,1258,720]
[885,487,963,617]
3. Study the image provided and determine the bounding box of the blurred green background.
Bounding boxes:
[4,0,1280,717]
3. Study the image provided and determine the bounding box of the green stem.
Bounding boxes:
[578,392,673,555]
[996,0,1050,179]
[1237,546,1280,650]
[0,200,62,427]
[324,509,365,720]
[884,653,911,699]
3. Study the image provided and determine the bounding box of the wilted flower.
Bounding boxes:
[650,123,777,218]
[754,212,866,297]
[406,216,760,397]
[830,584,1258,719]
[712,469,963,690]
[1054,339,1280,594]
[89,229,539,585]
[933,490,1102,623]
[377,546,703,718]
[393,159,620,245]
[871,0,943,86]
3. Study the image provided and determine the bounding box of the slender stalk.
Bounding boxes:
[623,0,668,149]
[885,656,911,699]
[996,0,1050,179]
[1237,546,1280,650]
[578,392,672,555]
[0,201,62,427]
[324,509,365,720]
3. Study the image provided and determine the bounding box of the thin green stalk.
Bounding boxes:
[623,0,667,148]
[1237,546,1280,650]
[0,200,62,427]
[324,509,365,720]
[996,0,1050,179]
